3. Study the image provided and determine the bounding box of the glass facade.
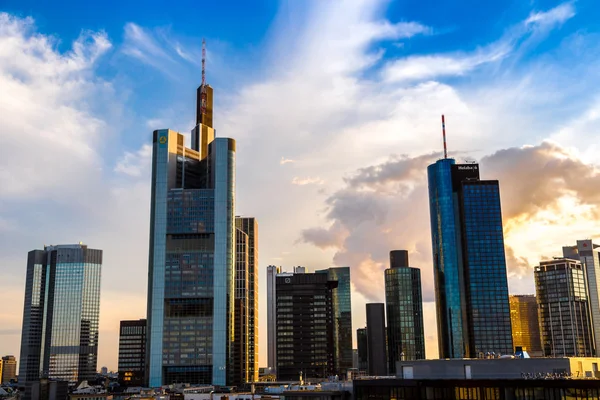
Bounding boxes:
[19,244,102,384]
[509,295,542,356]
[118,319,147,386]
[356,328,368,372]
[563,240,600,355]
[460,182,512,356]
[318,267,353,376]
[235,217,259,383]
[147,129,236,387]
[535,259,594,357]
[427,159,466,358]
[427,160,512,358]
[275,272,337,381]
[385,252,425,371]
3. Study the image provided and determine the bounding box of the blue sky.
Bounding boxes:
[1,0,600,370]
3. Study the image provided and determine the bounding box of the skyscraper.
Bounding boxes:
[385,250,425,372]
[266,265,280,372]
[535,258,594,357]
[428,158,513,358]
[235,217,258,383]
[366,303,387,376]
[146,59,237,386]
[275,269,337,380]
[19,244,102,384]
[118,320,146,387]
[563,240,600,354]
[317,267,353,376]
[1,356,17,384]
[509,295,542,357]
[356,328,368,373]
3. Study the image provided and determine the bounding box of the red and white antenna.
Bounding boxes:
[441,114,448,159]
[201,39,207,115]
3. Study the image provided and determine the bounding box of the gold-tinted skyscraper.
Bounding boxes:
[509,295,542,357]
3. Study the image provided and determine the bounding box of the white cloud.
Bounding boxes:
[526,2,575,27]
[291,176,325,185]
[382,2,576,83]
[382,45,510,82]
[0,13,112,199]
[114,144,152,177]
[280,157,295,165]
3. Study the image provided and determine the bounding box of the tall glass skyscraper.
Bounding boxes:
[385,250,425,372]
[19,244,102,384]
[235,217,258,383]
[146,74,237,386]
[428,159,513,358]
[317,267,353,376]
[535,258,594,357]
[563,240,600,355]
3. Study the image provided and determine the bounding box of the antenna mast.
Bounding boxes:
[201,39,207,115]
[441,114,448,159]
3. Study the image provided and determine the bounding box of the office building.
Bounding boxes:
[427,158,512,358]
[118,319,146,387]
[19,244,102,384]
[146,50,238,386]
[0,356,17,383]
[385,250,425,372]
[509,295,542,357]
[266,265,280,372]
[317,267,353,376]
[235,217,258,383]
[233,227,249,385]
[356,357,600,400]
[563,240,600,354]
[356,329,368,372]
[275,269,337,380]
[535,258,594,357]
[366,303,387,376]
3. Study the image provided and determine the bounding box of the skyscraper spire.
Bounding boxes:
[201,38,207,116]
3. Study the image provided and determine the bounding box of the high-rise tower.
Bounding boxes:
[146,42,238,386]
[563,240,600,354]
[385,250,425,371]
[427,118,512,358]
[266,265,280,372]
[19,244,102,384]
[317,267,353,376]
[232,217,258,384]
[535,258,594,357]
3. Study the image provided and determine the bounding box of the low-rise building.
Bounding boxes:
[394,357,600,380]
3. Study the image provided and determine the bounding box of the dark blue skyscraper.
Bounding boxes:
[428,159,512,359]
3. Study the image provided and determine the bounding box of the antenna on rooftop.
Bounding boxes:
[201,39,207,116]
[441,114,448,159]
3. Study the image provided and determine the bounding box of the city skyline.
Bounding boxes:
[2,0,600,372]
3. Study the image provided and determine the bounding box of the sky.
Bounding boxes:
[1,0,600,372]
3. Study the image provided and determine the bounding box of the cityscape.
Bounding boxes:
[1,1,600,400]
